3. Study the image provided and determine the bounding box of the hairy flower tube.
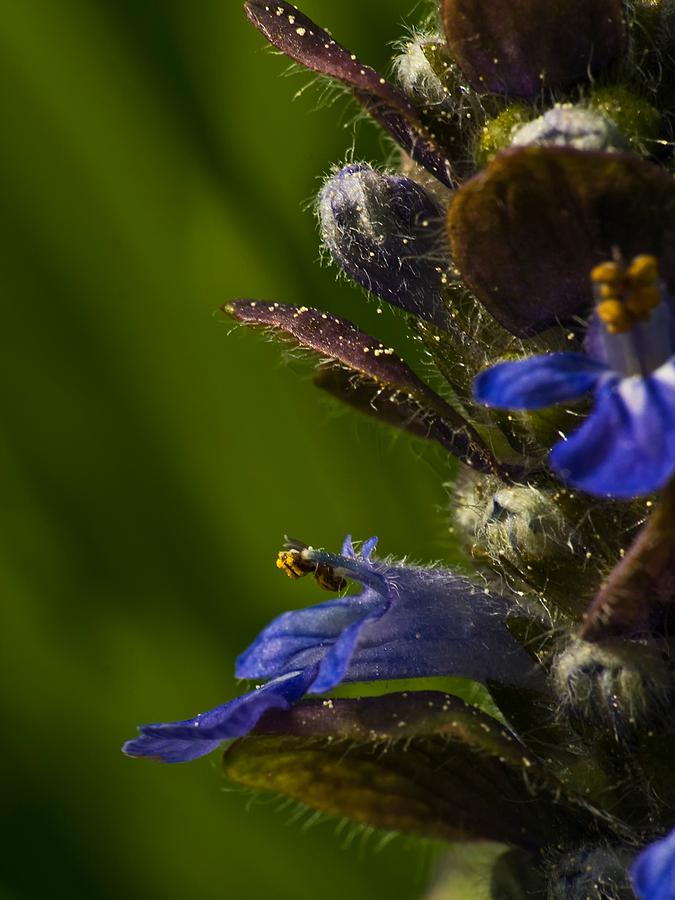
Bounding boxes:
[123,536,542,762]
[474,254,675,497]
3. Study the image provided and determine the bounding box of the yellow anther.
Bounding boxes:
[596,299,634,334]
[599,283,621,300]
[626,285,662,320]
[628,254,658,288]
[592,254,663,333]
[591,261,625,291]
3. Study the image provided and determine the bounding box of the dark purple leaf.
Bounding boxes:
[314,364,485,462]
[224,298,506,475]
[447,147,675,337]
[443,0,627,98]
[223,691,623,847]
[244,0,453,187]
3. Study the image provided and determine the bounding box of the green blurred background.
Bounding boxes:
[0,1,470,897]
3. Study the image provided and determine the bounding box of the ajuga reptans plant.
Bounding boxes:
[124,2,675,898]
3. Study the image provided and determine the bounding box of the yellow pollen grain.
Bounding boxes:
[597,299,632,334]
[628,254,658,288]
[626,285,661,321]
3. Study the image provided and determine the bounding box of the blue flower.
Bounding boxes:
[473,255,675,497]
[632,825,675,900]
[123,536,542,762]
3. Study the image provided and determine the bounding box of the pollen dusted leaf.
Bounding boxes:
[224,299,504,475]
[243,0,453,187]
[222,691,622,847]
[314,364,489,463]
[447,147,675,337]
[442,0,627,98]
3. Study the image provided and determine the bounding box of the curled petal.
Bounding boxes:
[473,352,608,409]
[632,827,675,900]
[551,365,675,497]
[245,1,453,186]
[121,668,317,763]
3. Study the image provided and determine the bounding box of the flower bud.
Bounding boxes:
[511,106,630,153]
[453,472,592,618]
[318,164,451,329]
[548,848,634,900]
[394,35,456,108]
[551,639,675,738]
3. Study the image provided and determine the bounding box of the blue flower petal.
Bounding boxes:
[473,352,608,409]
[361,535,379,560]
[336,563,543,689]
[122,668,317,763]
[124,537,546,764]
[237,545,544,692]
[632,826,675,900]
[308,598,390,694]
[550,363,675,496]
[341,534,357,557]
[235,593,381,679]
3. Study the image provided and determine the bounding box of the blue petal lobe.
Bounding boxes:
[308,597,390,694]
[235,591,383,679]
[632,826,675,900]
[341,534,356,557]
[361,536,378,560]
[121,668,317,763]
[551,364,675,496]
[339,565,543,689]
[473,352,608,409]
